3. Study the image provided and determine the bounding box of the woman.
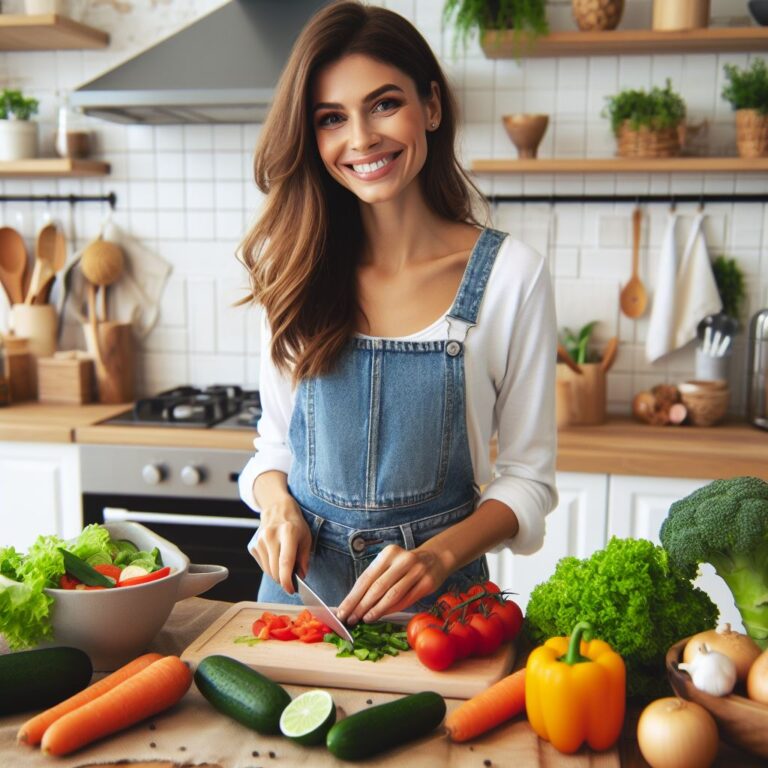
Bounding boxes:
[238,0,557,626]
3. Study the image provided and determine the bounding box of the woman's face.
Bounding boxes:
[311,53,440,206]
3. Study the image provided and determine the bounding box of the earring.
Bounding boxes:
[431,121,438,129]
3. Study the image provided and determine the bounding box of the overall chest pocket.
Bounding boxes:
[305,344,457,509]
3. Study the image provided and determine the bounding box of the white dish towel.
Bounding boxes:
[645,213,679,362]
[673,212,722,349]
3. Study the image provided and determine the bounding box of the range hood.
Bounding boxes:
[70,0,328,124]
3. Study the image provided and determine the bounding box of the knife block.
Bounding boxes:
[37,352,95,404]
[82,321,136,404]
[556,363,607,426]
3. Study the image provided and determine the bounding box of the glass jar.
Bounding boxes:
[55,105,91,159]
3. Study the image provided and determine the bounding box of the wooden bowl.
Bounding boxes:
[667,637,768,759]
[502,114,549,159]
[678,380,730,426]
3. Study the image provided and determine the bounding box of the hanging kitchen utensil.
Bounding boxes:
[619,207,648,318]
[25,223,58,305]
[600,336,619,373]
[80,238,125,323]
[0,226,28,305]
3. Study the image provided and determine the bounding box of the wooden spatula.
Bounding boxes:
[620,208,648,319]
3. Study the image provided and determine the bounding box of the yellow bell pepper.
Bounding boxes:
[525,621,626,754]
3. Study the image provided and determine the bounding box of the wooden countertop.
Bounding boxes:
[2,404,767,480]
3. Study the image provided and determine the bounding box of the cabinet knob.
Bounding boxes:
[141,464,166,486]
[180,465,203,486]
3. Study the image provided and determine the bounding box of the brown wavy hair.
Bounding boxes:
[240,0,483,383]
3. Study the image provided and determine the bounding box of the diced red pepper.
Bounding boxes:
[298,629,326,643]
[93,563,122,584]
[269,625,298,641]
[58,574,80,590]
[118,565,172,587]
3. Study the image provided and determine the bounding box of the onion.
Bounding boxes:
[636,697,719,768]
[747,648,768,704]
[683,624,761,683]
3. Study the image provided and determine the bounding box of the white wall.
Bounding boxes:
[0,0,766,415]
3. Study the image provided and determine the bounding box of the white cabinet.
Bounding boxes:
[607,474,743,631]
[0,442,82,551]
[486,472,608,611]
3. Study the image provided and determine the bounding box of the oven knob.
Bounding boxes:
[181,465,203,486]
[141,464,166,486]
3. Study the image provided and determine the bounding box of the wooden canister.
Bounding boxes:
[9,304,57,358]
[556,363,607,426]
[3,336,35,402]
[82,321,136,404]
[652,0,710,30]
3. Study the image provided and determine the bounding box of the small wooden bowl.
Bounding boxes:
[667,637,768,759]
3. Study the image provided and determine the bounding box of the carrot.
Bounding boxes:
[17,652,164,746]
[445,668,526,742]
[40,655,192,756]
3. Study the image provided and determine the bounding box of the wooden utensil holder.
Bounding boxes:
[82,321,136,404]
[4,337,35,402]
[8,304,57,358]
[556,363,607,426]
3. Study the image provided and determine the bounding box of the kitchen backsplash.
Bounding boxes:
[0,0,766,417]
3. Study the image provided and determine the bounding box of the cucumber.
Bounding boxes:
[326,690,446,761]
[193,654,291,735]
[0,646,92,716]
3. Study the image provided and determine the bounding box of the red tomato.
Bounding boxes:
[482,580,502,594]
[446,620,480,659]
[489,599,524,642]
[435,592,463,619]
[93,563,122,585]
[468,612,505,656]
[58,574,80,590]
[406,612,441,648]
[414,627,457,671]
[118,565,172,587]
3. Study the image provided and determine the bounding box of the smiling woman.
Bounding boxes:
[237,0,558,627]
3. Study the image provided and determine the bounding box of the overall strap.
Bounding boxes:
[446,228,507,341]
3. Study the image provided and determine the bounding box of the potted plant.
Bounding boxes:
[721,59,768,158]
[603,80,687,158]
[712,255,746,329]
[442,0,549,55]
[0,89,39,162]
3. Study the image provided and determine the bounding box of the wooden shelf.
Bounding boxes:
[471,157,768,174]
[0,14,108,50]
[0,158,110,178]
[481,26,768,58]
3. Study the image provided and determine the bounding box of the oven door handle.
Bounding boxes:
[103,508,260,529]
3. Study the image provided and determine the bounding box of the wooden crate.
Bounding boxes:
[37,353,95,404]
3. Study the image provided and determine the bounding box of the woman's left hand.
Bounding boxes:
[336,544,449,625]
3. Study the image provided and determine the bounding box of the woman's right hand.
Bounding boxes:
[251,473,312,594]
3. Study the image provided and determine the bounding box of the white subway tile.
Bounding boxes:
[186,181,215,210]
[185,152,215,181]
[213,125,244,152]
[184,125,214,151]
[186,210,215,241]
[156,151,185,179]
[156,181,185,209]
[189,354,246,387]
[215,152,248,181]
[155,126,184,152]
[186,278,217,353]
[157,211,186,240]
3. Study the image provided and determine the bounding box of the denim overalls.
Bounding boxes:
[257,228,507,610]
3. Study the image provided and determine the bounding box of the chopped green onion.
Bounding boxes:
[324,620,410,662]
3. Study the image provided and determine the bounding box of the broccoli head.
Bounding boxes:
[660,475,768,648]
[525,536,718,700]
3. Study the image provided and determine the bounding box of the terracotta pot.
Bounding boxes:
[735,109,768,158]
[572,0,624,31]
[502,114,549,159]
[652,0,710,30]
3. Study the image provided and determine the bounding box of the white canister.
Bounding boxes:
[0,121,38,162]
[652,0,710,30]
[9,304,57,358]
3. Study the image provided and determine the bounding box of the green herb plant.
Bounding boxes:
[712,255,746,323]
[721,59,768,114]
[561,320,598,365]
[0,89,39,121]
[602,79,686,137]
[443,0,549,53]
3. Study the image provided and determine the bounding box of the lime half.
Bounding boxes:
[279,689,337,745]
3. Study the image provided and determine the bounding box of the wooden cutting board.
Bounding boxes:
[181,601,516,699]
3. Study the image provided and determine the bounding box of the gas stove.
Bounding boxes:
[100,385,262,431]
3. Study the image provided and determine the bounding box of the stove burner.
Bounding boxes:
[103,385,261,429]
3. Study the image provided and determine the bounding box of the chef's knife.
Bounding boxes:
[292,574,354,644]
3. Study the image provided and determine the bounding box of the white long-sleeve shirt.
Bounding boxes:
[239,235,558,555]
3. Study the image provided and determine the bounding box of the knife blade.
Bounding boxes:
[293,574,354,644]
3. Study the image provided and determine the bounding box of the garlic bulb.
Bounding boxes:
[679,643,737,697]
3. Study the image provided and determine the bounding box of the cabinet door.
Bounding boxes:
[485,472,608,612]
[607,474,742,631]
[0,443,82,551]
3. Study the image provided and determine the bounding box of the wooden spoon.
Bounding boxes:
[600,336,619,373]
[0,226,28,305]
[620,208,648,318]
[25,224,58,305]
[81,238,124,323]
[33,226,68,304]
[557,343,583,375]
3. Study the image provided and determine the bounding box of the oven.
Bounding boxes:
[80,386,264,603]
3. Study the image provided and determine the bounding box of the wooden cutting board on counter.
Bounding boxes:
[181,601,516,699]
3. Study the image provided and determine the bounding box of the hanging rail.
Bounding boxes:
[486,193,768,205]
[0,192,117,208]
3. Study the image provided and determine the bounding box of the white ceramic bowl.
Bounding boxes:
[43,521,228,671]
